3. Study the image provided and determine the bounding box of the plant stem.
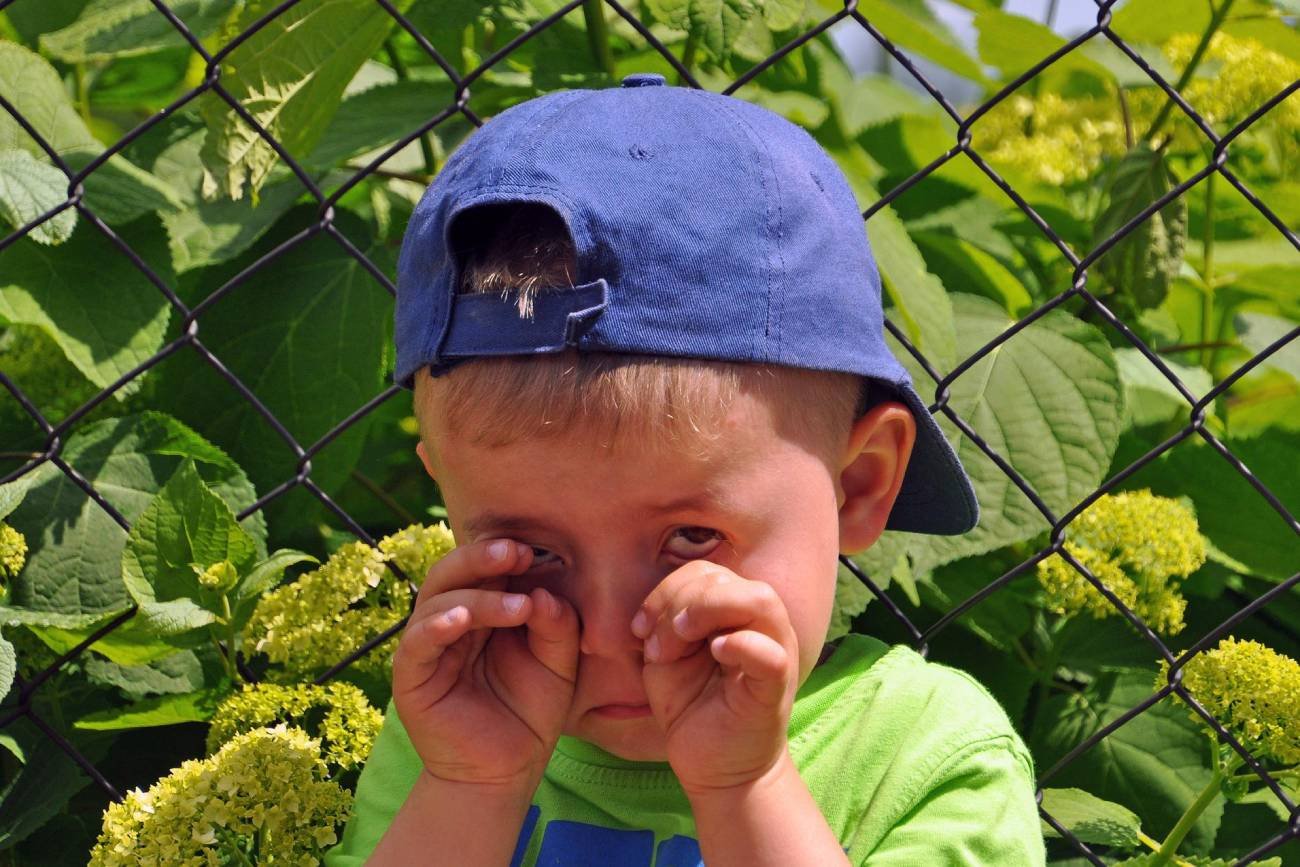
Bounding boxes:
[678,30,698,84]
[582,0,614,75]
[73,64,91,125]
[1229,766,1300,783]
[222,593,242,685]
[1199,170,1217,369]
[1144,0,1236,143]
[212,633,236,683]
[383,37,436,178]
[1149,763,1224,865]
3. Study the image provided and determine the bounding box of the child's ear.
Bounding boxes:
[415,439,437,481]
[837,402,916,554]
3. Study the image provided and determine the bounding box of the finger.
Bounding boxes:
[391,588,535,701]
[631,560,740,641]
[413,537,535,613]
[523,588,580,683]
[649,579,787,665]
[710,630,792,706]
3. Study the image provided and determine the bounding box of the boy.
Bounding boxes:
[325,72,1045,865]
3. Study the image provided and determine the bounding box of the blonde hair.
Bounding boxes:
[414,203,875,460]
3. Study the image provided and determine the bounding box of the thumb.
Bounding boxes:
[524,588,579,684]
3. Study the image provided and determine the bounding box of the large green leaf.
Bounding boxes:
[0,216,172,395]
[1039,787,1143,848]
[1032,670,1225,853]
[973,9,1113,84]
[0,718,112,851]
[1092,145,1188,312]
[913,231,1033,317]
[0,413,265,622]
[39,0,232,62]
[303,79,455,171]
[121,459,258,615]
[199,0,413,201]
[1147,431,1300,581]
[643,0,760,64]
[0,42,181,223]
[0,627,13,707]
[1234,312,1300,382]
[155,208,389,535]
[153,127,305,273]
[855,0,989,85]
[0,149,76,245]
[73,685,226,730]
[81,647,206,699]
[1113,347,1213,429]
[874,293,1123,577]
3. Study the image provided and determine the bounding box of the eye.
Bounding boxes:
[665,526,724,560]
[526,545,562,568]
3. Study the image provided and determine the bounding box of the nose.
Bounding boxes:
[574,571,653,659]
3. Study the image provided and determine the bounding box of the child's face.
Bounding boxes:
[418,389,908,762]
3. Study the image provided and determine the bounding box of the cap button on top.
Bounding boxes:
[621,73,666,87]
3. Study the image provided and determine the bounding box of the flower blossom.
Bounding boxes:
[206,681,383,774]
[1158,636,1300,766]
[88,724,352,866]
[1036,489,1206,634]
[242,522,455,682]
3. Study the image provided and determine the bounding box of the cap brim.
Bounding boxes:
[886,382,980,535]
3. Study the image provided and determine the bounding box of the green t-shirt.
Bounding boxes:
[324,634,1046,865]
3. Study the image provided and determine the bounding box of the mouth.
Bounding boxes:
[590,703,653,719]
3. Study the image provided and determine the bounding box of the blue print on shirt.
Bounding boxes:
[508,805,542,867]
[535,820,655,865]
[655,834,703,866]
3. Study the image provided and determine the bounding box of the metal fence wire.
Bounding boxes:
[0,0,1298,863]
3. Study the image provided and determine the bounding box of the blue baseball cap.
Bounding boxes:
[394,72,978,535]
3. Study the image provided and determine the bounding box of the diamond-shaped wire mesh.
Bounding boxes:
[0,0,1298,863]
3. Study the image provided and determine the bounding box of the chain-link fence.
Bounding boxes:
[0,0,1297,863]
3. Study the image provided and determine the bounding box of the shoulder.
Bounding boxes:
[796,633,1036,794]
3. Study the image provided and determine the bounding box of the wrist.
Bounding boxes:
[418,766,542,809]
[679,749,797,809]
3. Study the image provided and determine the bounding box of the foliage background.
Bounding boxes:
[0,0,1297,863]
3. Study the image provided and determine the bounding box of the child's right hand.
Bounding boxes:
[390,537,580,790]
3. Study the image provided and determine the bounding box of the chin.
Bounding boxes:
[576,719,670,763]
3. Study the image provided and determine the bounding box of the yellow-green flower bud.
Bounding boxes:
[1158,637,1300,766]
[0,522,27,582]
[193,559,239,594]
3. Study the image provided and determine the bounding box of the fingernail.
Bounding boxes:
[488,540,510,561]
[540,589,560,618]
[631,610,648,637]
[503,594,526,614]
[672,609,689,636]
[442,606,466,625]
[644,634,660,662]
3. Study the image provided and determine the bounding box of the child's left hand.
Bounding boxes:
[631,561,800,796]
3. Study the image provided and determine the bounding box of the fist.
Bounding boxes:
[630,561,800,794]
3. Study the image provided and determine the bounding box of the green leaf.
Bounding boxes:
[864,192,958,371]
[1092,145,1189,311]
[0,718,112,850]
[199,0,413,201]
[643,0,760,64]
[0,149,76,245]
[121,459,258,617]
[39,0,231,62]
[0,627,14,706]
[73,685,226,730]
[0,216,172,395]
[1032,670,1225,853]
[303,79,454,171]
[973,9,1114,84]
[1113,347,1213,429]
[156,208,389,535]
[0,413,265,623]
[1235,312,1300,381]
[856,0,989,85]
[0,42,181,223]
[13,601,213,666]
[1149,430,1300,581]
[230,549,317,627]
[1039,787,1143,848]
[0,475,31,520]
[879,293,1123,576]
[913,232,1034,317]
[828,563,875,642]
[81,648,205,699]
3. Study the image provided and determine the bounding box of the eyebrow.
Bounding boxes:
[463,491,726,538]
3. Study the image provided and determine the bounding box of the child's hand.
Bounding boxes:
[390,538,580,790]
[632,562,800,794]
